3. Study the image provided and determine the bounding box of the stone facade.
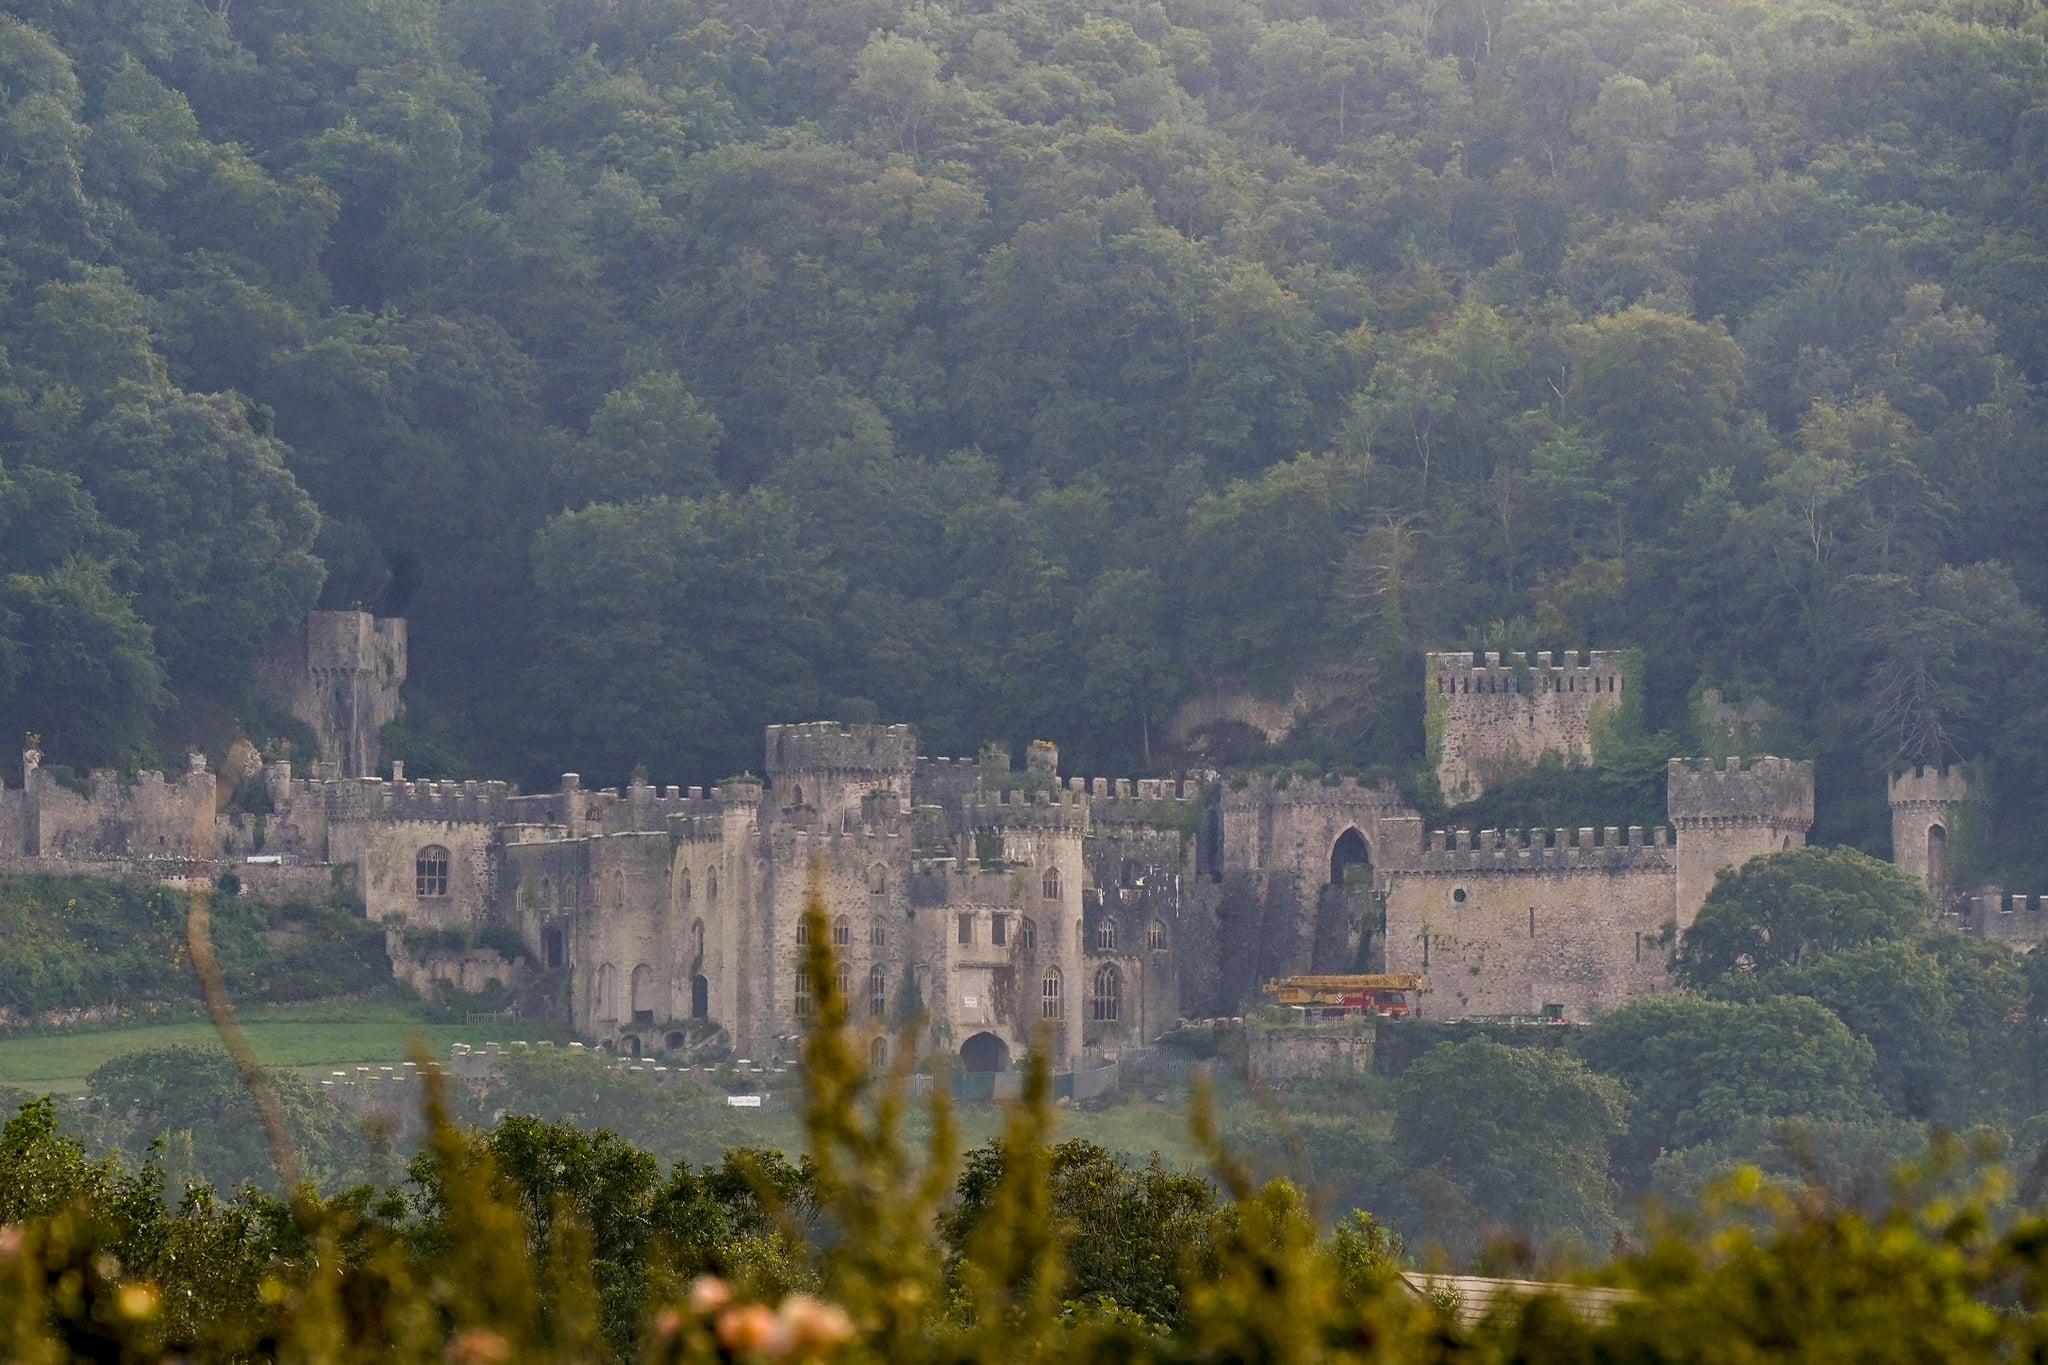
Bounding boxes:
[8,635,2015,1063]
[256,611,406,778]
[1888,765,1974,901]
[1952,892,2047,952]
[1429,649,1621,802]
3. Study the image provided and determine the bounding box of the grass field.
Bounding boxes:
[0,1002,571,1094]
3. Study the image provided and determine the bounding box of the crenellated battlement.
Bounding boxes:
[765,723,918,779]
[314,776,520,825]
[1218,773,1410,812]
[967,786,1091,832]
[1888,764,1973,808]
[1411,823,1673,874]
[1962,891,2046,916]
[1428,648,1622,802]
[1666,756,1815,829]
[1428,647,1621,695]
[1953,890,2048,950]
[667,813,731,844]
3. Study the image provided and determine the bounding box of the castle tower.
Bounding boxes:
[1668,757,1814,926]
[962,788,1090,1067]
[1428,650,1621,802]
[764,723,918,828]
[257,610,407,778]
[1888,765,1973,900]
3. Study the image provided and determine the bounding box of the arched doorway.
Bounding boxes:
[1330,827,1371,885]
[1318,827,1377,974]
[959,1031,1011,1073]
[691,974,709,1020]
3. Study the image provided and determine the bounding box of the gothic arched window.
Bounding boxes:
[1093,964,1122,1022]
[1040,969,1062,1019]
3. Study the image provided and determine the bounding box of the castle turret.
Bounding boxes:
[1428,649,1621,802]
[765,723,917,827]
[1668,757,1814,926]
[1888,765,1973,900]
[256,610,407,778]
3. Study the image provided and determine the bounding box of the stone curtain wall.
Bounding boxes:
[1383,827,1678,1019]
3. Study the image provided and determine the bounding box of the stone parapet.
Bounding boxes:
[1412,824,1673,874]
[765,723,918,780]
[1667,756,1814,830]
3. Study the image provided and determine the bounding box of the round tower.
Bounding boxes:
[1887,765,1973,900]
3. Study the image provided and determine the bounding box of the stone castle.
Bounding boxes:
[0,614,2029,1066]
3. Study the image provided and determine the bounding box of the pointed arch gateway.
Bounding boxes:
[1330,827,1371,886]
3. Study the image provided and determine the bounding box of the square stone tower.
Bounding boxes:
[257,611,407,777]
[1428,649,1622,802]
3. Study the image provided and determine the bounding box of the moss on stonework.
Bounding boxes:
[1423,682,1447,772]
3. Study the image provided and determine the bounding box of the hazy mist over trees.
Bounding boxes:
[2,0,2048,880]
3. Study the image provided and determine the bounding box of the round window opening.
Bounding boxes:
[1452,887,1468,905]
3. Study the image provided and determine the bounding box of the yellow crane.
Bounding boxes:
[1261,973,1428,1016]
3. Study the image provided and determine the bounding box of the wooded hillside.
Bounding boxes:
[4,0,2047,871]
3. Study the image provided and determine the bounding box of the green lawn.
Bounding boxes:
[0,1003,570,1094]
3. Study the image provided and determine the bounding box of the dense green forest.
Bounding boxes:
[6,0,2048,868]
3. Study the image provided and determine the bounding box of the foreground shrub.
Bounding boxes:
[0,888,2042,1360]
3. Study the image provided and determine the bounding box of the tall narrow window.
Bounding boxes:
[1093,964,1122,1022]
[1020,918,1038,952]
[1041,970,1062,1019]
[835,962,852,1001]
[869,964,887,1018]
[691,919,705,961]
[870,923,886,948]
[1042,868,1061,899]
[680,868,692,902]
[796,918,811,946]
[415,847,450,897]
[794,971,812,1019]
[833,915,851,946]
[706,868,719,903]
[1149,920,1166,951]
[870,1036,889,1068]
[991,913,1009,947]
[958,913,974,946]
[1095,921,1116,951]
